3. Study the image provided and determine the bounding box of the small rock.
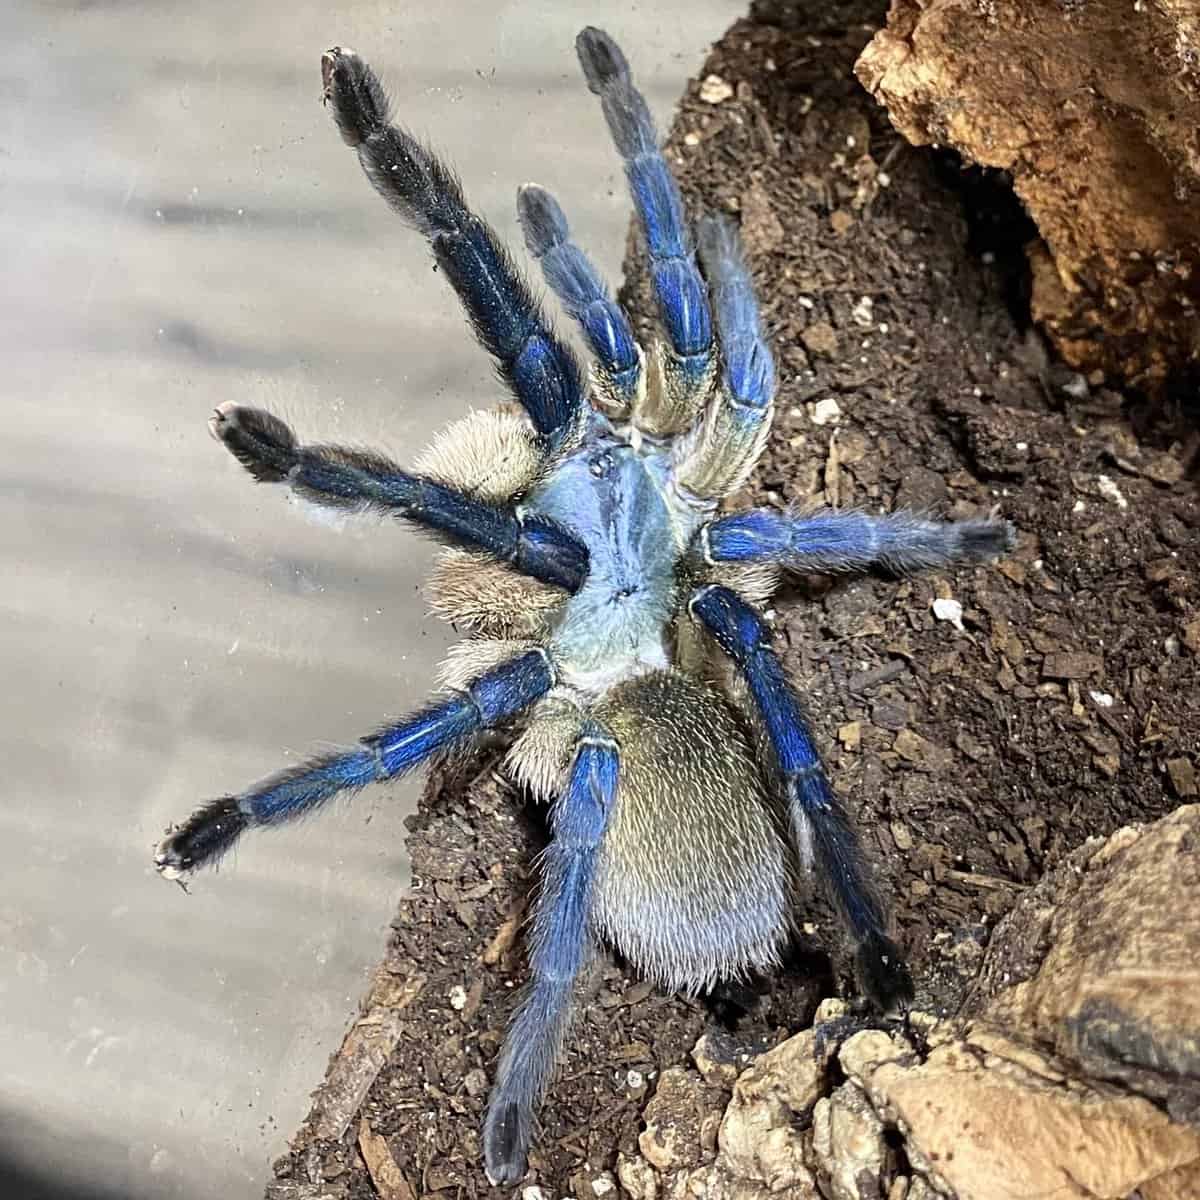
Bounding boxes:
[616,1154,658,1200]
[1181,615,1200,655]
[811,1084,888,1200]
[891,821,914,851]
[810,397,842,426]
[839,1029,910,1084]
[802,321,839,357]
[872,700,908,732]
[814,998,849,1026]
[699,74,734,104]
[830,209,855,235]
[483,912,521,964]
[1041,651,1103,680]
[1142,452,1184,485]
[1096,474,1128,509]
[692,1030,741,1087]
[590,1173,616,1198]
[1089,691,1115,707]
[522,1188,549,1200]
[448,984,467,1011]
[893,728,948,770]
[638,1067,706,1172]
[837,721,862,751]
[463,1068,489,1097]
[718,1027,834,1189]
[851,295,875,327]
[932,596,965,632]
[1165,757,1197,798]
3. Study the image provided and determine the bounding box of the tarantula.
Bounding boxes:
[156,27,1013,1184]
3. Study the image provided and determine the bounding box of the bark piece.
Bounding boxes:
[856,0,1200,391]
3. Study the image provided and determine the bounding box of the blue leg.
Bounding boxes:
[518,184,642,415]
[155,650,554,877]
[696,216,775,412]
[209,404,587,592]
[702,508,1015,575]
[576,29,713,390]
[689,585,912,1009]
[674,217,776,498]
[483,728,619,1185]
[321,48,583,446]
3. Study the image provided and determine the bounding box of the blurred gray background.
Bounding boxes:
[1,2,740,1197]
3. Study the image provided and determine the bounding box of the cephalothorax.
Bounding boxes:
[156,29,1013,1184]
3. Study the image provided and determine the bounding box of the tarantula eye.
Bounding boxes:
[588,450,615,478]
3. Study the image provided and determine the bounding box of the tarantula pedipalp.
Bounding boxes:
[155,28,1014,1185]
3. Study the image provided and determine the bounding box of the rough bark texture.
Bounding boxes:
[856,0,1200,393]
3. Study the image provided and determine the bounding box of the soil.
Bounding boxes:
[268,2,1199,1197]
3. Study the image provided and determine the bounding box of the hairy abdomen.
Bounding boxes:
[591,671,791,993]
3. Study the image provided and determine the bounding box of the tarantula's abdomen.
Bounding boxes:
[590,671,792,994]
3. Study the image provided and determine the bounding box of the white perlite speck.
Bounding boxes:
[1097,475,1128,510]
[448,984,467,1011]
[810,397,842,426]
[932,597,965,632]
[699,74,734,104]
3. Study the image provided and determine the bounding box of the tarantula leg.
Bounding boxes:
[676,218,775,499]
[699,507,1016,574]
[576,28,715,434]
[155,650,554,878]
[517,184,644,419]
[483,726,619,1185]
[689,585,913,1011]
[208,404,587,591]
[321,48,585,449]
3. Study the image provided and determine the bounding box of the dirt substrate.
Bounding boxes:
[268,2,1199,1197]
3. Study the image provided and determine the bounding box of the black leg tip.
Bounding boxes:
[483,1101,529,1186]
[961,518,1017,561]
[209,404,298,482]
[155,796,247,879]
[857,933,915,1016]
[576,27,629,93]
[321,46,390,148]
[516,183,569,257]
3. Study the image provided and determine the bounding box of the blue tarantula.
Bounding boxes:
[156,28,1013,1184]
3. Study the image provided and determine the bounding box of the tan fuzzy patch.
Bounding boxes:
[633,339,715,437]
[505,696,585,801]
[677,391,775,500]
[591,670,791,992]
[435,638,538,693]
[427,549,565,638]
[412,409,541,501]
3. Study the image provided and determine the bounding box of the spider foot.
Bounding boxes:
[155,796,247,880]
[971,517,1018,559]
[320,46,389,148]
[483,1100,530,1186]
[209,402,298,482]
[856,932,914,1016]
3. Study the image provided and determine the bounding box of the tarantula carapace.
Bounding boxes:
[156,27,1013,1184]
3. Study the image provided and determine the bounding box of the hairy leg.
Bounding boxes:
[483,727,619,1184]
[689,585,912,1010]
[210,403,587,591]
[576,28,714,430]
[700,507,1015,574]
[155,649,554,877]
[321,47,584,447]
[677,216,776,499]
[518,184,642,417]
